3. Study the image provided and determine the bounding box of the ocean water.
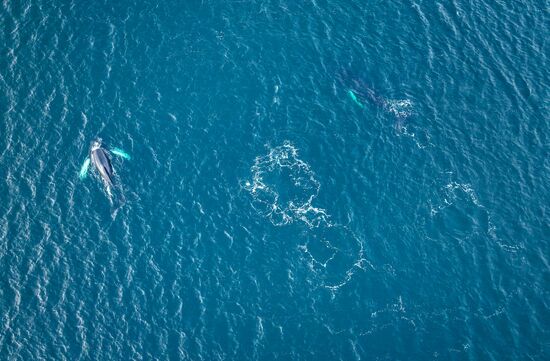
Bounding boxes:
[0,0,548,359]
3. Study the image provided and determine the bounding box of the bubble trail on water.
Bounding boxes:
[243,142,373,289]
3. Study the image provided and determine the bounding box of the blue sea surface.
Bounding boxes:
[1,0,548,360]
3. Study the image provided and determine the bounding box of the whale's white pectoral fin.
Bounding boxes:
[79,158,91,180]
[110,147,131,160]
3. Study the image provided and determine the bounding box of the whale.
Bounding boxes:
[90,140,115,191]
[79,139,131,205]
[338,70,413,131]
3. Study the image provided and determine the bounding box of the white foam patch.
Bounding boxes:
[299,224,373,289]
[244,142,370,289]
[396,124,431,149]
[244,142,327,227]
[383,98,432,148]
[429,176,496,238]
[430,181,484,216]
[384,99,413,119]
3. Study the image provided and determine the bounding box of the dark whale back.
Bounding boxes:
[91,148,114,185]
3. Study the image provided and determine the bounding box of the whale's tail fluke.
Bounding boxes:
[79,158,91,179]
[110,147,131,160]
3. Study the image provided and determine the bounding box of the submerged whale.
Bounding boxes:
[337,70,413,130]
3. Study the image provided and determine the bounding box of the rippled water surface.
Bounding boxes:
[1,0,548,360]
